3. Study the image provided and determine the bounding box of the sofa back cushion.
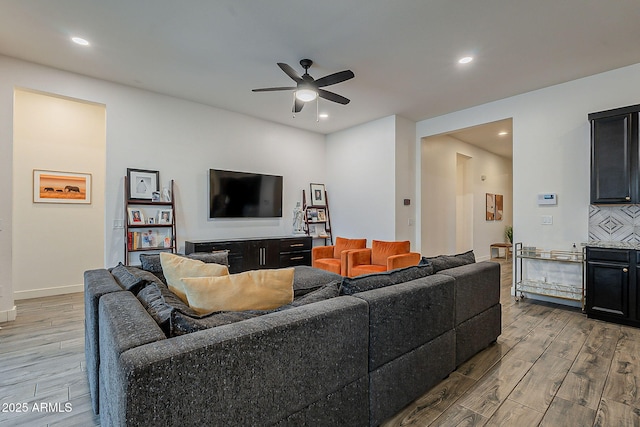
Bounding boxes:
[371,240,410,266]
[181,268,294,315]
[333,237,367,259]
[420,250,476,273]
[111,263,163,295]
[170,281,340,336]
[340,264,434,295]
[136,281,198,335]
[160,252,229,303]
[140,251,230,284]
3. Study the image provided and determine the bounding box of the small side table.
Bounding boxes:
[490,243,512,259]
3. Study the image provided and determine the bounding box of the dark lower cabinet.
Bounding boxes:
[586,247,638,326]
[185,236,311,273]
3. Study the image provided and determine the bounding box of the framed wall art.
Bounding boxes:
[33,170,92,204]
[127,168,159,200]
[310,183,326,206]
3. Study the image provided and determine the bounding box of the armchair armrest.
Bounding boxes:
[347,248,372,276]
[387,252,421,271]
[312,245,335,263]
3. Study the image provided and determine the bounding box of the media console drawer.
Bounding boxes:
[185,236,311,272]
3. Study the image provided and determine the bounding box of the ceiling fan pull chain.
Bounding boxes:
[316,97,319,122]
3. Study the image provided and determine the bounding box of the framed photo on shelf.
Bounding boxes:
[158,208,173,224]
[310,183,326,206]
[317,208,326,222]
[33,169,91,204]
[127,208,145,225]
[127,168,159,200]
[306,208,318,222]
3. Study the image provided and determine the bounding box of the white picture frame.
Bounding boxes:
[158,208,173,224]
[127,207,145,225]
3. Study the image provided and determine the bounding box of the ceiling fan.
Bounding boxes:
[252,59,355,113]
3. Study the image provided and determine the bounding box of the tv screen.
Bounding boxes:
[209,169,283,218]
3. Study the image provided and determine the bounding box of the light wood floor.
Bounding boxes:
[1,259,639,426]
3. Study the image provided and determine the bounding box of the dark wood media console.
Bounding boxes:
[185,236,312,273]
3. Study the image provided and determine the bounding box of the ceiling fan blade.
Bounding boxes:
[278,63,303,83]
[252,86,296,92]
[314,70,355,88]
[318,89,350,105]
[293,98,304,113]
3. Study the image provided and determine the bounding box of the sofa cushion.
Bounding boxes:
[160,252,229,303]
[136,281,198,335]
[186,250,230,266]
[181,268,295,315]
[140,251,230,284]
[333,237,367,259]
[293,265,342,296]
[110,263,162,295]
[420,250,476,273]
[339,264,434,296]
[169,281,341,336]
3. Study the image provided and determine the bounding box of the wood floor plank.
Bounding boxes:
[545,313,594,360]
[430,403,488,427]
[602,328,640,407]
[484,399,544,427]
[509,353,573,412]
[595,397,640,427]
[456,341,513,381]
[381,373,477,426]
[457,354,534,418]
[539,396,596,427]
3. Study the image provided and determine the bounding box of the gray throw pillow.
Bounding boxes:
[420,250,476,273]
[339,264,434,296]
[293,265,342,296]
[186,251,230,266]
[137,281,198,336]
[111,263,163,295]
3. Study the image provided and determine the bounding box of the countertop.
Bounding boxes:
[584,241,640,250]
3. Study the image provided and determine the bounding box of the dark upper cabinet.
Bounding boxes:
[589,105,639,204]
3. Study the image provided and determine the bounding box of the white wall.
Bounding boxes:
[417,62,640,254]
[0,55,326,307]
[13,89,106,299]
[325,116,396,243]
[394,116,417,244]
[421,134,512,259]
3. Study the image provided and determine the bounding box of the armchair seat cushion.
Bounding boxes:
[350,264,387,277]
[313,258,342,275]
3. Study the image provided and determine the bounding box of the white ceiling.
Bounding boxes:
[1,1,640,136]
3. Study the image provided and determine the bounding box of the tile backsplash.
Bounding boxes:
[589,204,640,244]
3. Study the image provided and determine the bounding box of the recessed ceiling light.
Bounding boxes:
[498,131,509,136]
[71,37,90,46]
[319,113,329,119]
[458,56,473,64]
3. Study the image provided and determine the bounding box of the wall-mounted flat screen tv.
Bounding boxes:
[209,169,283,218]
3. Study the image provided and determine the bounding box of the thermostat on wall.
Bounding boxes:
[537,193,557,205]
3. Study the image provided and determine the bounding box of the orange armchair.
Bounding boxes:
[347,240,420,277]
[312,237,367,276]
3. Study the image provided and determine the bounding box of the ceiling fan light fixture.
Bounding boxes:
[295,88,317,102]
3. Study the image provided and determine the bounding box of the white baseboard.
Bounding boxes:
[0,306,17,324]
[14,283,84,300]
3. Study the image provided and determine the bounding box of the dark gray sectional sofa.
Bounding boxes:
[85,256,500,426]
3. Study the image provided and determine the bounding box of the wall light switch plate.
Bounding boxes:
[541,215,553,225]
[113,219,124,229]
